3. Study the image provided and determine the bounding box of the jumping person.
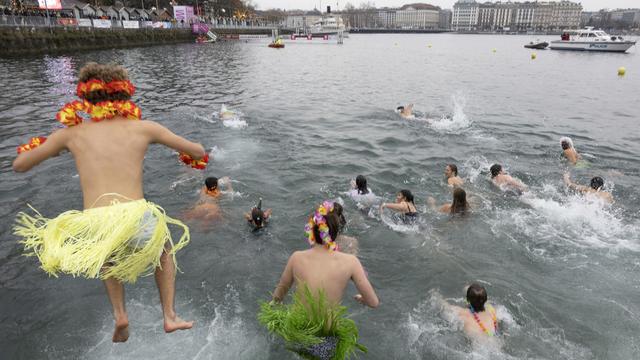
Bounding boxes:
[563,173,613,203]
[13,63,206,343]
[490,164,528,194]
[258,201,378,359]
[445,164,464,187]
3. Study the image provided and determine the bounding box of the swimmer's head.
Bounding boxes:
[446,164,458,177]
[560,137,573,150]
[466,283,488,312]
[590,176,604,190]
[451,188,468,214]
[397,106,405,112]
[78,62,131,104]
[398,189,415,204]
[355,175,369,195]
[490,164,502,179]
[251,207,265,228]
[205,177,219,191]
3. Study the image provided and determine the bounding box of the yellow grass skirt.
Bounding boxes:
[14,199,190,283]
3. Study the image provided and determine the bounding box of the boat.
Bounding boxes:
[308,15,348,37]
[524,40,549,49]
[549,27,636,52]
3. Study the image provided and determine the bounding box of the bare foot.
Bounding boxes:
[164,315,193,333]
[112,316,129,343]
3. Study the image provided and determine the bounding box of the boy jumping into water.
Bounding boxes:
[563,173,613,203]
[13,63,206,343]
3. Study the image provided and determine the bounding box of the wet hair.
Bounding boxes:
[561,140,571,150]
[251,208,265,227]
[490,164,502,179]
[450,188,469,214]
[355,175,369,195]
[397,106,405,111]
[590,176,604,190]
[332,203,347,231]
[467,283,488,312]
[447,164,458,177]
[205,177,218,191]
[78,62,131,104]
[399,189,415,204]
[312,209,341,245]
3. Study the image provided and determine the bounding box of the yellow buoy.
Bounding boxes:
[492,48,497,53]
[531,53,537,60]
[618,67,626,76]
[428,44,432,48]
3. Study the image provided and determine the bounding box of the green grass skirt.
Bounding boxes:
[258,285,367,360]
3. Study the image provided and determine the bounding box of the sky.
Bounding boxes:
[253,1,639,12]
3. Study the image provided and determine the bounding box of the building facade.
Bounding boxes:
[452,0,478,30]
[395,4,440,29]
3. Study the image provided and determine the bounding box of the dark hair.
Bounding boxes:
[451,188,469,214]
[251,207,265,227]
[590,176,604,190]
[561,140,571,150]
[312,209,341,245]
[399,189,415,204]
[397,106,405,111]
[78,62,131,104]
[467,283,487,312]
[332,202,347,231]
[205,177,218,191]
[490,164,502,179]
[355,175,369,195]
[447,164,458,177]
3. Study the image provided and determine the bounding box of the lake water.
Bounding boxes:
[1,34,639,359]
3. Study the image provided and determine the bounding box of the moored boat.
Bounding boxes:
[550,27,636,52]
[524,41,549,50]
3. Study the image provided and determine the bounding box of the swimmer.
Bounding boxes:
[202,176,233,198]
[440,284,500,342]
[351,175,371,195]
[563,173,613,203]
[184,176,233,221]
[380,189,418,224]
[428,188,470,214]
[397,104,414,119]
[219,105,236,121]
[259,201,378,359]
[490,164,528,193]
[560,137,580,165]
[244,198,272,229]
[445,164,464,187]
[13,63,202,342]
[333,203,359,255]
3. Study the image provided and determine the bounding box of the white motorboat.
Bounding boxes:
[308,16,348,36]
[550,27,636,53]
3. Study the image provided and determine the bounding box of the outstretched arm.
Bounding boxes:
[13,129,69,173]
[351,257,379,308]
[144,121,206,159]
[272,252,296,302]
[381,202,407,212]
[563,173,589,193]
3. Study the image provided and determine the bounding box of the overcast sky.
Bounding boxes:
[253,1,638,12]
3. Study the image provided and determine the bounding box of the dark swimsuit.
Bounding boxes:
[401,203,418,224]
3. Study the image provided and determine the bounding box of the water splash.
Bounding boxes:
[429,93,473,133]
[216,104,247,129]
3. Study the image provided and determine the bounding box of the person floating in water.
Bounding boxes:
[563,173,613,203]
[380,189,418,224]
[428,188,470,214]
[490,164,528,194]
[12,63,206,343]
[440,283,500,342]
[185,176,233,221]
[445,164,464,187]
[397,104,414,119]
[244,198,272,229]
[258,201,379,359]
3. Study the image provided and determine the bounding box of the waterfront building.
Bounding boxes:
[395,3,440,29]
[377,8,396,28]
[439,9,451,30]
[452,0,478,31]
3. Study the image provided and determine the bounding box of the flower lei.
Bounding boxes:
[16,136,47,154]
[179,152,209,170]
[304,201,337,251]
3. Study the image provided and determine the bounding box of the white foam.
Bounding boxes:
[429,93,472,132]
[216,104,247,129]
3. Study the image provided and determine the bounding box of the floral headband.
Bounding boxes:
[76,79,136,99]
[304,201,337,251]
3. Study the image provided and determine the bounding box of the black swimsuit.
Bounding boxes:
[401,203,418,224]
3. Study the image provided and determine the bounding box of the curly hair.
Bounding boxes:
[78,62,131,104]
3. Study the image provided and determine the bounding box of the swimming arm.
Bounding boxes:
[144,121,206,159]
[272,252,296,302]
[563,173,589,193]
[352,257,379,308]
[381,202,407,212]
[13,129,68,172]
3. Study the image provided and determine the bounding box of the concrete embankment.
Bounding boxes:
[0,27,196,56]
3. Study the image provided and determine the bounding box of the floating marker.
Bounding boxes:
[492,48,497,53]
[618,67,626,76]
[531,53,537,60]
[428,44,432,48]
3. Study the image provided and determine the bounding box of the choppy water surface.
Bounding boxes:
[1,34,639,359]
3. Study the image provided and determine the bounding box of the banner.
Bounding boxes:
[152,21,165,28]
[143,21,153,28]
[92,19,112,28]
[122,20,139,29]
[37,0,61,10]
[57,18,77,26]
[78,19,92,27]
[173,6,194,23]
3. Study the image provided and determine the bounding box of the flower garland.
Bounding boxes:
[76,79,136,98]
[56,100,142,127]
[16,136,47,154]
[304,201,337,251]
[179,152,209,170]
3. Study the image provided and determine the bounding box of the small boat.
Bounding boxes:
[550,27,636,52]
[524,41,549,50]
[268,43,285,49]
